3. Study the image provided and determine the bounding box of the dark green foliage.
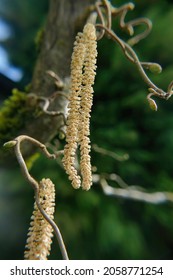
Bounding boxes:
[1,0,173,260]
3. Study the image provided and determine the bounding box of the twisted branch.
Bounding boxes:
[94,0,173,109]
[4,136,68,260]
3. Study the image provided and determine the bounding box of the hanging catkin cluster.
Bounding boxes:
[24,178,55,260]
[63,23,97,190]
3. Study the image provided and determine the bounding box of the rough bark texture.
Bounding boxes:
[1,0,97,162]
[32,0,96,95]
[26,0,97,142]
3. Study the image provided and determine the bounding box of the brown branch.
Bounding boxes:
[95,0,173,107]
[4,136,68,260]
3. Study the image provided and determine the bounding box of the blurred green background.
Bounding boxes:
[1,0,173,260]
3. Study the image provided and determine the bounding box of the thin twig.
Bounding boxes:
[95,0,173,106]
[126,18,152,46]
[102,0,112,29]
[4,135,69,260]
[96,23,172,100]
[93,174,173,204]
[46,70,64,89]
[92,144,129,161]
[35,191,69,260]
[27,92,68,125]
[95,1,106,40]
[37,95,67,124]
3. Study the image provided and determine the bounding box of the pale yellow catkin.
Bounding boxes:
[62,33,86,189]
[63,23,97,191]
[79,23,97,190]
[24,178,55,260]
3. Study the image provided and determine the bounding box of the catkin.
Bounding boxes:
[24,178,55,260]
[79,23,97,190]
[63,23,97,191]
[62,33,86,189]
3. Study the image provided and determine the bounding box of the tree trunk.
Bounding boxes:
[32,0,96,95]
[27,0,96,143]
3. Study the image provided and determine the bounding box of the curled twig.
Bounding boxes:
[95,24,172,101]
[126,18,152,46]
[94,0,173,109]
[95,1,106,40]
[24,178,56,260]
[46,70,64,89]
[27,92,67,124]
[102,0,112,29]
[167,80,173,95]
[37,95,67,125]
[147,91,158,111]
[118,4,152,46]
[4,136,68,260]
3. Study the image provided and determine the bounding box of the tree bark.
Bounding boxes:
[32,0,96,95]
[26,0,97,141]
[26,0,97,143]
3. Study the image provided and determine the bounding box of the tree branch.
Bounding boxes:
[4,136,68,260]
[93,174,173,204]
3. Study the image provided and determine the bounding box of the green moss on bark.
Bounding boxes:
[0,89,35,145]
